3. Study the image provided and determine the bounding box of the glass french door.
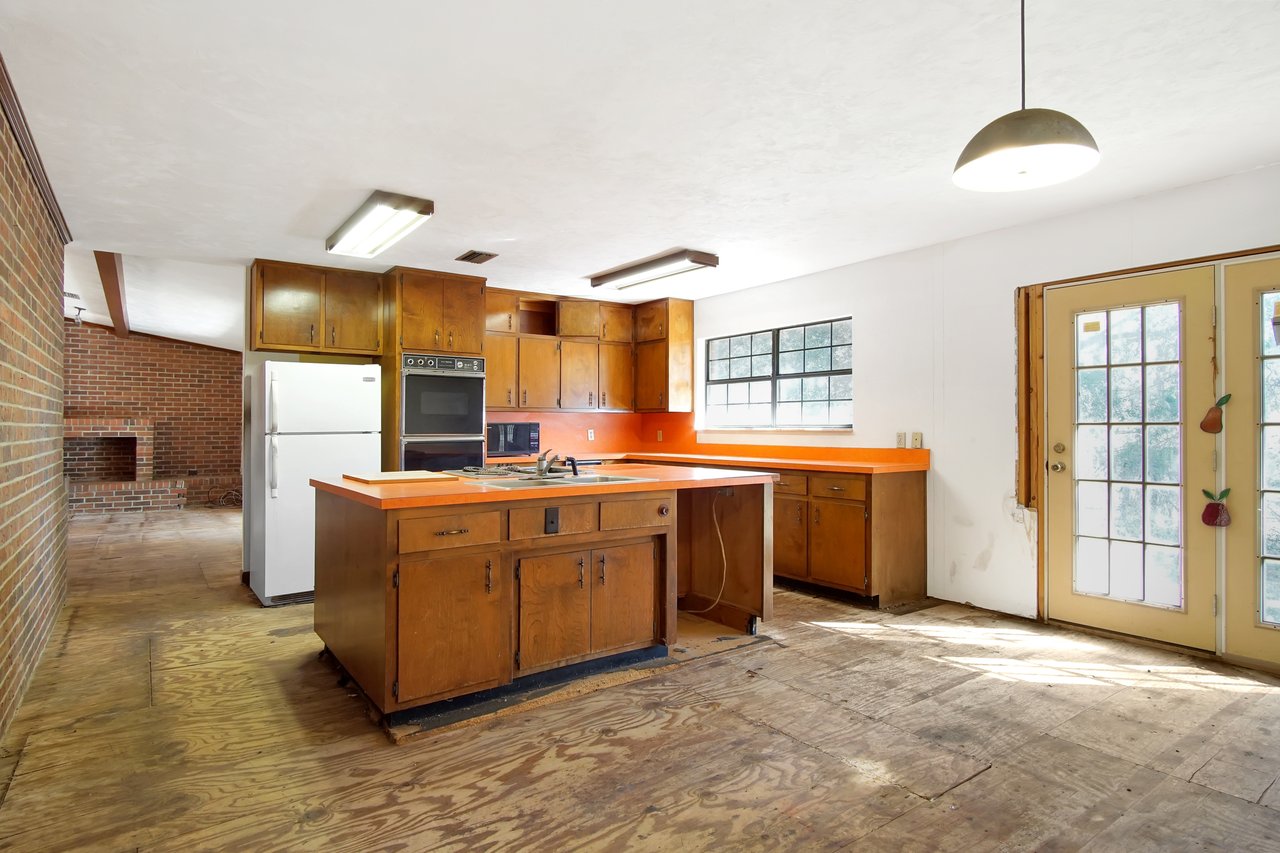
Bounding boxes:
[1223,256,1280,666]
[1044,267,1217,650]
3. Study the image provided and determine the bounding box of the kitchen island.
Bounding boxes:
[310,464,774,715]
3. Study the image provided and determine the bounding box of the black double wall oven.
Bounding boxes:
[400,353,486,471]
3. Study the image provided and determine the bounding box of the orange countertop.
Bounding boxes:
[486,452,929,475]
[312,464,774,511]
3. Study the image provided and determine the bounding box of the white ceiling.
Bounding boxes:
[8,1,1280,351]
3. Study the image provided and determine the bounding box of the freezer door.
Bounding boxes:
[250,431,381,603]
[263,361,381,434]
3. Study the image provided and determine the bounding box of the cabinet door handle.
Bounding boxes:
[310,324,315,343]
[435,329,440,346]
[507,313,513,331]
[658,322,664,336]
[449,331,454,349]
[601,391,606,407]
[599,555,606,586]
[796,506,803,525]
[522,389,527,406]
[434,528,470,537]
[814,507,821,525]
[578,557,585,588]
[658,392,664,406]
[507,389,513,405]
[485,559,493,594]
[330,325,336,345]
[588,391,593,406]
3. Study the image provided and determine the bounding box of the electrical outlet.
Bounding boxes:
[911,432,923,449]
[657,430,663,442]
[587,428,595,441]
[895,432,906,448]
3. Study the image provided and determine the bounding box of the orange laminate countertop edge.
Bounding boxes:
[484,452,929,474]
[312,464,775,510]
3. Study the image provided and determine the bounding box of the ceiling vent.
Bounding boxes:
[63,291,81,299]
[455,250,498,264]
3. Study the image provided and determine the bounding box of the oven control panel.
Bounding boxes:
[402,354,485,374]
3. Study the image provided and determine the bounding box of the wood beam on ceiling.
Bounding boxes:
[94,251,129,338]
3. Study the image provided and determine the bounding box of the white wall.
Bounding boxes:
[695,164,1280,618]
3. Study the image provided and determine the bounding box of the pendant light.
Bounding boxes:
[953,0,1099,192]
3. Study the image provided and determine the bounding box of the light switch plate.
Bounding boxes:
[895,432,906,448]
[587,429,595,441]
[911,432,923,449]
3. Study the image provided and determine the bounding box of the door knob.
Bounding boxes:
[1050,461,1066,472]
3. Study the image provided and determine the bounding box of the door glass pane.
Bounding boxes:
[1257,293,1280,623]
[1072,302,1184,608]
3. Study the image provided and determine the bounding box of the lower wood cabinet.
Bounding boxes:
[773,495,808,580]
[396,550,510,704]
[808,497,869,592]
[517,541,658,673]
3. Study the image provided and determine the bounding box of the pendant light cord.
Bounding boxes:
[1020,0,1026,110]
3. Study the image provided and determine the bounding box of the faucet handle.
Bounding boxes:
[538,448,554,461]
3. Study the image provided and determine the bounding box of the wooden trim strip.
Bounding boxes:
[0,53,71,245]
[1030,244,1280,290]
[94,250,129,338]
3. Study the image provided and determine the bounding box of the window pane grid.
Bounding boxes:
[1259,291,1280,624]
[1073,302,1184,610]
[706,318,852,428]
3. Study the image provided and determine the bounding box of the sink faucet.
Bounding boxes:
[536,448,560,477]
[564,456,579,477]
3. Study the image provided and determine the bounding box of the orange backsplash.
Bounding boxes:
[486,410,928,466]
[634,412,930,465]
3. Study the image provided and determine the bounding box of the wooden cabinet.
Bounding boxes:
[485,333,518,409]
[519,337,560,408]
[391,268,484,355]
[633,299,693,412]
[599,303,633,343]
[251,259,382,355]
[560,341,599,409]
[396,550,510,704]
[809,498,868,592]
[557,301,600,337]
[486,289,520,333]
[599,342,634,411]
[517,541,657,673]
[773,496,809,580]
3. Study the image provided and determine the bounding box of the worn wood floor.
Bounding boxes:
[3,509,1280,850]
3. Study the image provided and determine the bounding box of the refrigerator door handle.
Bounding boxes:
[269,436,279,498]
[269,376,279,434]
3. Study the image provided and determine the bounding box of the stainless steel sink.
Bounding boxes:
[471,473,653,489]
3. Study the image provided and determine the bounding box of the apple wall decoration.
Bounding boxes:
[1200,394,1231,433]
[1202,488,1231,527]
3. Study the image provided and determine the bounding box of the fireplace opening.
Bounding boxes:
[64,436,137,482]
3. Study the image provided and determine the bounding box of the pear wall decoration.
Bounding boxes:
[1202,488,1232,527]
[1200,394,1231,433]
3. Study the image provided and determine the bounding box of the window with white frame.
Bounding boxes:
[704,317,853,428]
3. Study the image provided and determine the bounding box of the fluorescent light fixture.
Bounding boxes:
[590,249,719,290]
[326,191,434,258]
[953,0,1099,192]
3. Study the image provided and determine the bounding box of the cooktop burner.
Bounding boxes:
[447,465,525,479]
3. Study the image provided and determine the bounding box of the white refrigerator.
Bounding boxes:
[248,361,381,605]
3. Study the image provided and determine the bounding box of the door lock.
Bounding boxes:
[1052,442,1066,453]
[1050,461,1066,472]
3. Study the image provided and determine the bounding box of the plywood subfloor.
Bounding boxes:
[3,508,1280,850]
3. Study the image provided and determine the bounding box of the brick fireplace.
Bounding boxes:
[62,417,183,512]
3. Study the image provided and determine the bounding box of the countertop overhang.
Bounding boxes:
[486,451,929,475]
[311,464,775,510]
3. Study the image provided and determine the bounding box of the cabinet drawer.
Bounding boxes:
[774,472,808,496]
[600,495,675,530]
[509,502,598,540]
[809,474,867,501]
[399,511,502,554]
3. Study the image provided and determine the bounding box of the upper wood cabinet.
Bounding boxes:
[389,268,484,355]
[599,342,634,411]
[485,333,518,409]
[599,303,633,343]
[557,301,601,338]
[519,337,561,409]
[251,259,382,355]
[560,341,599,409]
[633,298,693,412]
[486,290,520,333]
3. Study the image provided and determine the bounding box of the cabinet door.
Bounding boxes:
[259,263,323,348]
[397,551,510,703]
[324,270,381,353]
[599,303,634,343]
[634,340,669,410]
[518,551,592,671]
[443,280,485,354]
[485,290,520,333]
[519,337,561,408]
[774,496,809,579]
[560,341,599,409]
[598,342,634,411]
[485,333,518,409]
[399,273,444,351]
[557,301,601,337]
[808,498,868,592]
[635,301,668,342]
[590,542,657,653]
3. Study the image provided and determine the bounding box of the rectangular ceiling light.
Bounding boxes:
[326,191,435,258]
[590,249,719,290]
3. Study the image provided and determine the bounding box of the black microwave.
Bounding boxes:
[487,422,539,457]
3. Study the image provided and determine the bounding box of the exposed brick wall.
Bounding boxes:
[0,113,67,739]
[63,437,136,481]
[63,322,241,488]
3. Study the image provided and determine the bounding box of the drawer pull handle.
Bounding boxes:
[828,486,844,492]
[658,504,670,517]
[434,528,470,537]
[485,559,493,593]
